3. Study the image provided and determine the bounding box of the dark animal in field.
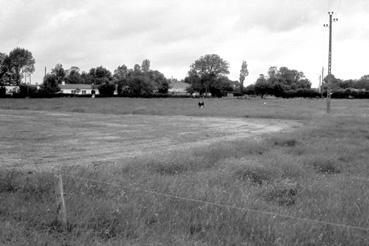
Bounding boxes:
[198,101,205,108]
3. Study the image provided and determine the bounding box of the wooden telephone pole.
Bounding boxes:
[324,12,338,113]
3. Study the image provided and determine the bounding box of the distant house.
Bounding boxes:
[59,82,99,95]
[4,86,20,95]
[168,80,190,96]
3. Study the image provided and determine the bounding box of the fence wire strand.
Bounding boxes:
[62,173,369,233]
[2,166,369,233]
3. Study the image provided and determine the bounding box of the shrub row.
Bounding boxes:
[330,89,369,99]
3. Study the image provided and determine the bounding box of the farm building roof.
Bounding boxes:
[59,84,92,90]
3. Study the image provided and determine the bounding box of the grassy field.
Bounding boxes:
[1,97,369,245]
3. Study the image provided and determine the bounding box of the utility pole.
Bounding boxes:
[321,67,324,98]
[324,12,338,113]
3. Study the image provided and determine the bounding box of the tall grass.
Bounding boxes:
[1,99,369,245]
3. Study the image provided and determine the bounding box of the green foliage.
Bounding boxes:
[254,74,269,98]
[65,67,83,84]
[7,47,35,85]
[51,64,66,84]
[185,54,231,97]
[18,83,38,97]
[115,61,169,97]
[253,67,313,98]
[98,82,116,97]
[0,52,9,85]
[239,60,249,91]
[124,75,154,97]
[281,89,321,98]
[0,86,5,97]
[42,74,60,95]
[113,65,128,82]
[141,59,150,73]
[89,66,112,85]
[323,74,369,93]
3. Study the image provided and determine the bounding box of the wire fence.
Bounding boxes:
[2,165,369,237]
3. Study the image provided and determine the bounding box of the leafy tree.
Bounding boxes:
[275,67,309,90]
[239,60,249,92]
[80,71,93,84]
[254,74,270,98]
[186,54,230,96]
[7,48,35,85]
[51,64,66,84]
[89,66,112,85]
[210,75,233,97]
[268,66,278,79]
[42,74,60,95]
[65,67,83,84]
[18,83,38,97]
[141,59,150,73]
[0,52,9,85]
[356,75,369,90]
[252,66,312,98]
[190,54,229,78]
[147,70,169,94]
[113,65,128,81]
[323,74,341,91]
[244,84,255,95]
[125,75,154,97]
[133,64,141,73]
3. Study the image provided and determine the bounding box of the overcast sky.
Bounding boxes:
[1,0,368,87]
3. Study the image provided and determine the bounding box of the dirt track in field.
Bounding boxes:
[0,109,301,171]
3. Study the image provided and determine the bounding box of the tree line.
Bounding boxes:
[1,47,369,98]
[43,60,169,97]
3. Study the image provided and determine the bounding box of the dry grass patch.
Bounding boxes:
[263,178,299,206]
[305,157,341,174]
[233,162,275,185]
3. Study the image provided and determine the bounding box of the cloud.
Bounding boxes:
[0,0,368,87]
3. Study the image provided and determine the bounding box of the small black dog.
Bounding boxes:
[198,101,205,108]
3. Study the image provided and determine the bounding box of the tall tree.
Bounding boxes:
[190,54,229,79]
[51,64,66,84]
[239,60,249,92]
[187,54,230,95]
[89,66,112,85]
[133,64,141,73]
[42,74,60,94]
[113,65,128,81]
[0,53,8,85]
[141,59,150,73]
[8,48,35,85]
[65,67,82,84]
[254,74,269,98]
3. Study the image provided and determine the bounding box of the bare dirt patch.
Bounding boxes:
[0,109,301,170]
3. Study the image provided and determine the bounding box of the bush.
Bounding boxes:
[17,83,38,98]
[281,89,320,98]
[330,89,369,99]
[98,83,116,97]
[0,86,6,97]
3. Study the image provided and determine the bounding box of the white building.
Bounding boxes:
[5,86,20,95]
[168,80,190,95]
[59,83,99,95]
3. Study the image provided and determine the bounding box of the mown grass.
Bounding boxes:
[1,97,366,120]
[1,98,369,245]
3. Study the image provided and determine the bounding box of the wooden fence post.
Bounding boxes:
[56,174,67,229]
